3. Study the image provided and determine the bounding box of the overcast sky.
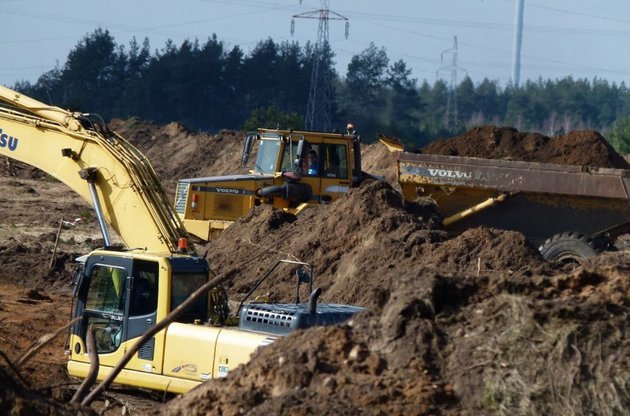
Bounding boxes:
[2,0,630,87]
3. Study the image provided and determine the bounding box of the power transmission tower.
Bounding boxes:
[437,36,466,130]
[291,0,349,131]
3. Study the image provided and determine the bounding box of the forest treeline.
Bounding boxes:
[13,29,630,152]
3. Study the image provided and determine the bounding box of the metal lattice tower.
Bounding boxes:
[437,36,466,130]
[291,0,348,131]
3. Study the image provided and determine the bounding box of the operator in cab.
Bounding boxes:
[307,150,319,176]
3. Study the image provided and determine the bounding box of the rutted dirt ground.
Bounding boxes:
[0,124,628,415]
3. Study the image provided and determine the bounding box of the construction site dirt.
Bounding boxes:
[0,123,628,415]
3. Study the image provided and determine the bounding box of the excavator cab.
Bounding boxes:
[69,252,210,381]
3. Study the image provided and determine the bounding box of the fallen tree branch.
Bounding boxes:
[0,349,28,387]
[71,328,98,403]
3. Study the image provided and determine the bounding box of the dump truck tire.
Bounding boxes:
[538,232,604,263]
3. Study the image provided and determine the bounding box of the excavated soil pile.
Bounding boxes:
[109,119,246,193]
[204,180,548,309]
[203,180,447,309]
[441,255,630,415]
[158,271,454,416]
[421,227,548,274]
[360,142,399,186]
[0,235,82,287]
[422,126,630,169]
[163,180,628,415]
[159,254,629,416]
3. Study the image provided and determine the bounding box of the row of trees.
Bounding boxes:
[14,29,630,151]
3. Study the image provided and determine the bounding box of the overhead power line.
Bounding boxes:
[291,0,348,131]
[437,36,468,129]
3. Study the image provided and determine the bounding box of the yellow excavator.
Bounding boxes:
[176,126,376,241]
[0,85,362,393]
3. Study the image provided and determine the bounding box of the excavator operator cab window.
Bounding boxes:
[171,272,208,323]
[130,261,158,316]
[84,265,126,353]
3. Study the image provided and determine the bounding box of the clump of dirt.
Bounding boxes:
[422,126,630,169]
[421,227,548,275]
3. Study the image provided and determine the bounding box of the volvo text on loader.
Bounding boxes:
[0,85,362,394]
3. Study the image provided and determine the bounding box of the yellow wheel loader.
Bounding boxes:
[176,125,378,241]
[0,85,363,394]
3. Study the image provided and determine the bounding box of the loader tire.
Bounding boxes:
[538,232,604,264]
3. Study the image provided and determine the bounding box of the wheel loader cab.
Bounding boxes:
[270,132,352,207]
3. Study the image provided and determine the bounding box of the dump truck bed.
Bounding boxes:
[397,152,630,244]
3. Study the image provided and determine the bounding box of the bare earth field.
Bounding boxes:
[0,123,628,415]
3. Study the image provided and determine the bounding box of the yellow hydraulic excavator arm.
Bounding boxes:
[0,85,187,253]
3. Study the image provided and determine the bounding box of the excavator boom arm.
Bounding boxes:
[0,86,187,253]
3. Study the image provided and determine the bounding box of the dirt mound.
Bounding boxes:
[159,252,629,415]
[0,236,81,287]
[172,178,628,415]
[441,257,629,415]
[205,180,554,310]
[157,270,458,416]
[360,142,399,186]
[422,227,547,274]
[422,126,630,169]
[204,180,445,310]
[109,119,246,193]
